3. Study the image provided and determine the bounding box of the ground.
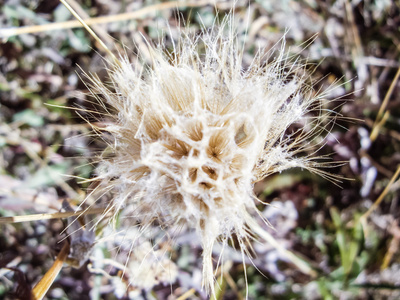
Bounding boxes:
[1,0,400,299]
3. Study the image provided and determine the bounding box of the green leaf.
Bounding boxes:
[26,162,70,189]
[3,6,19,19]
[68,29,91,53]
[317,278,335,300]
[3,5,49,24]
[262,174,301,196]
[53,4,72,22]
[13,109,44,127]
[0,136,6,148]
[330,208,363,279]
[46,99,72,118]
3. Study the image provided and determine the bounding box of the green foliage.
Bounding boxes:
[12,109,44,127]
[26,161,70,189]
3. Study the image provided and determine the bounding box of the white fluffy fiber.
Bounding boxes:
[86,16,333,294]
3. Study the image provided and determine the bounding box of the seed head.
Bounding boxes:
[85,16,336,294]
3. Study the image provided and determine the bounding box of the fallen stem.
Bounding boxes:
[0,207,107,224]
[361,164,400,220]
[60,0,120,66]
[176,288,196,300]
[370,66,400,141]
[31,241,70,300]
[0,0,212,39]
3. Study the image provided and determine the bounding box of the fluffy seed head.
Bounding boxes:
[86,16,334,294]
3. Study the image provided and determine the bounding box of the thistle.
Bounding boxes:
[81,15,337,295]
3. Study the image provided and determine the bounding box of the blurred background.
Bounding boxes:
[0,0,400,299]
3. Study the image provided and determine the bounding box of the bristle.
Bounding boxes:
[83,15,339,295]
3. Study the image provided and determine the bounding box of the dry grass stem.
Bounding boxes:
[370,66,400,141]
[0,207,107,224]
[0,0,212,39]
[361,164,400,221]
[176,288,197,300]
[60,0,119,66]
[31,242,70,300]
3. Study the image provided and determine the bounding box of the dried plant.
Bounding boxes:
[78,14,340,296]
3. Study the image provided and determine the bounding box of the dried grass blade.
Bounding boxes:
[0,207,106,224]
[370,66,400,141]
[176,288,196,300]
[362,164,400,220]
[31,242,70,300]
[60,0,119,66]
[0,1,211,39]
